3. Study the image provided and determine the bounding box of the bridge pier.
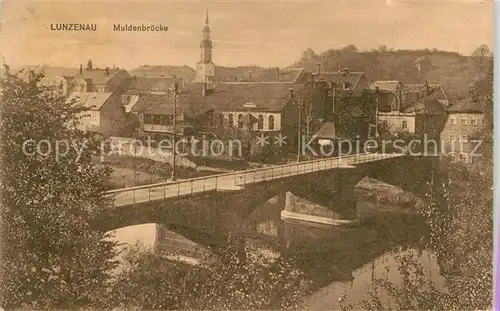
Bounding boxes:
[281,168,366,227]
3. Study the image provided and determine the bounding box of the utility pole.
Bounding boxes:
[171,82,179,181]
[289,88,302,163]
[297,98,302,162]
[375,90,380,138]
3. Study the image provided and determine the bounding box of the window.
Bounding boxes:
[459,153,466,162]
[402,120,408,129]
[228,114,234,127]
[380,120,388,129]
[450,117,456,125]
[153,115,162,125]
[237,114,243,128]
[481,118,486,126]
[218,113,224,127]
[461,135,468,142]
[258,114,264,130]
[470,118,477,126]
[268,115,275,130]
[449,135,456,143]
[460,118,467,125]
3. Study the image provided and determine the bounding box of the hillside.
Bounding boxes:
[291,48,475,101]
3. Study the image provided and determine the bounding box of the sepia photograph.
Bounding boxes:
[0,0,495,310]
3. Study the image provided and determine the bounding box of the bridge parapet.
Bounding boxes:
[105,153,405,208]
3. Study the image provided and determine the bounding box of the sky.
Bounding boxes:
[0,0,494,70]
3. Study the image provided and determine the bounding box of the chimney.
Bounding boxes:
[288,88,294,99]
[375,86,380,93]
[424,80,429,96]
[276,67,280,80]
[316,63,321,74]
[79,64,83,75]
[133,75,136,80]
[105,67,110,75]
[342,68,349,75]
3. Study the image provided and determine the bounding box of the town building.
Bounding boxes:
[312,64,370,96]
[311,65,376,151]
[440,100,487,163]
[32,61,132,96]
[73,61,132,94]
[371,81,449,143]
[194,9,215,83]
[68,91,127,136]
[131,82,307,140]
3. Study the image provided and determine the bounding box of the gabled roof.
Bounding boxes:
[403,98,445,114]
[180,82,306,112]
[68,92,114,110]
[447,100,483,114]
[17,65,80,85]
[79,68,124,85]
[131,82,306,115]
[131,94,212,118]
[313,71,366,90]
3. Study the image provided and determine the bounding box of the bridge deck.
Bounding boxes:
[105,153,404,207]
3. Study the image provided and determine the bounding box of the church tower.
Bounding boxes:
[195,9,215,83]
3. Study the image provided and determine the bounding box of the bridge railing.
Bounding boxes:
[105,152,401,207]
[232,152,397,187]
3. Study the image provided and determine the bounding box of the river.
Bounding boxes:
[110,196,444,308]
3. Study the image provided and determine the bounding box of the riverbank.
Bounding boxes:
[355,177,423,208]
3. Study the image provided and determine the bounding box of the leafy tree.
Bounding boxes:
[378,45,388,52]
[341,44,358,53]
[354,161,492,310]
[345,44,494,310]
[0,66,118,309]
[300,48,318,61]
[111,242,312,310]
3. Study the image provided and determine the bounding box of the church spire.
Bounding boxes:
[195,8,215,83]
